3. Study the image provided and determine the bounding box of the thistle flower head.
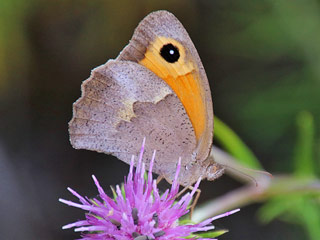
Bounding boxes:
[60,141,239,239]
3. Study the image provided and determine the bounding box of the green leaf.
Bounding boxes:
[298,200,320,240]
[293,111,315,176]
[179,218,195,225]
[187,229,229,239]
[258,195,303,223]
[121,183,126,199]
[214,116,262,169]
[110,186,117,200]
[259,109,319,240]
[259,194,320,240]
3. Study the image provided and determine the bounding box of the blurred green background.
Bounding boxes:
[1,0,319,239]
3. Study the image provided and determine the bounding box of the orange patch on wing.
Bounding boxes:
[166,72,206,140]
[139,37,206,140]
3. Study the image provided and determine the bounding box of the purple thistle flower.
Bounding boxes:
[60,141,239,240]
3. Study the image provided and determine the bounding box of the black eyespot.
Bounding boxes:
[160,43,180,63]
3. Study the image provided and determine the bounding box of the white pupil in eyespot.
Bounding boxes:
[169,49,175,55]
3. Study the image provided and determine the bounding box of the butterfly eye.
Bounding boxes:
[160,43,180,63]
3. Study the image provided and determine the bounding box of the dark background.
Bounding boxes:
[1,0,319,239]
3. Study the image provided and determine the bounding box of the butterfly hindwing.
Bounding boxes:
[69,60,203,184]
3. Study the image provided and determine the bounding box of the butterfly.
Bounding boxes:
[68,10,224,187]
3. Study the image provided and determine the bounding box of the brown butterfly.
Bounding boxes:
[69,10,224,187]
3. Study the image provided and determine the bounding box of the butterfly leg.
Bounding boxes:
[176,185,190,198]
[157,177,201,218]
[156,175,164,184]
[175,185,201,218]
[189,187,201,218]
